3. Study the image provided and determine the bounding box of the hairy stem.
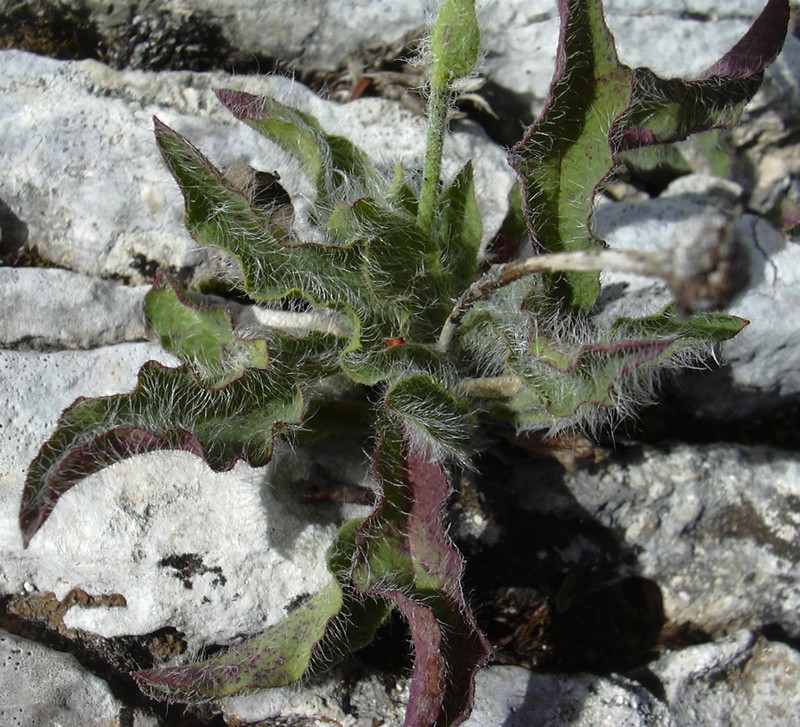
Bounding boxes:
[417,87,449,236]
[437,248,669,352]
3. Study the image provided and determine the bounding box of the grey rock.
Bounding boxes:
[0,50,512,284]
[733,34,800,218]
[220,668,408,726]
[193,635,800,725]
[10,1,770,100]
[517,443,800,636]
[648,629,800,727]
[0,268,148,349]
[87,0,429,73]
[466,665,674,726]
[220,663,674,726]
[0,629,121,727]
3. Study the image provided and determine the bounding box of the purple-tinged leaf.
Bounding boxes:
[699,0,789,80]
[615,0,789,150]
[459,284,747,432]
[509,0,633,312]
[136,581,344,700]
[20,363,303,546]
[134,518,393,700]
[509,0,789,314]
[352,431,491,727]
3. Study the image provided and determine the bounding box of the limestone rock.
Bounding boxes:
[0,50,512,284]
[647,630,800,727]
[516,443,800,636]
[0,629,124,727]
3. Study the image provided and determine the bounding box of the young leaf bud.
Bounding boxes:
[430,0,480,91]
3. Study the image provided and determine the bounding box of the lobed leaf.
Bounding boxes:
[144,270,269,387]
[134,518,393,700]
[352,430,491,727]
[20,363,303,546]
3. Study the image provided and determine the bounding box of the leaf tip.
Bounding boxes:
[215,89,266,121]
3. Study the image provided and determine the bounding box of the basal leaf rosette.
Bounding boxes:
[154,108,481,387]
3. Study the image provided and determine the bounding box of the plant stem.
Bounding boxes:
[248,306,353,338]
[417,87,449,236]
[459,375,525,398]
[437,248,669,352]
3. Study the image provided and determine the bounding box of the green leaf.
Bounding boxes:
[387,163,420,216]
[154,118,457,389]
[383,373,475,462]
[138,582,342,700]
[459,285,746,432]
[611,303,748,343]
[154,117,366,310]
[509,0,633,312]
[20,363,303,546]
[216,89,376,211]
[330,196,446,306]
[491,182,528,263]
[437,161,482,296]
[352,430,490,727]
[134,518,394,700]
[344,197,454,341]
[144,270,269,387]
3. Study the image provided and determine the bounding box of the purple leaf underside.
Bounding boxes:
[354,433,491,727]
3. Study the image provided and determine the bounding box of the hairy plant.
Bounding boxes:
[19,0,788,724]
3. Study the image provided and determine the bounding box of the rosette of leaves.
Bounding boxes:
[19,1,788,725]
